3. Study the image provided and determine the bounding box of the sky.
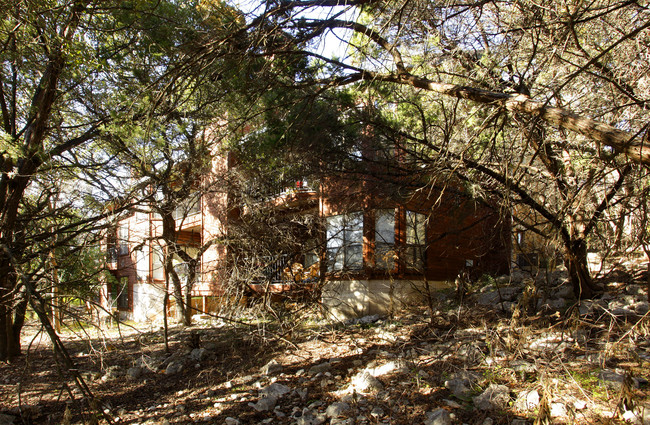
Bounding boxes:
[229,0,357,60]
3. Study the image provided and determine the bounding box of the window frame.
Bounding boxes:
[375,208,396,270]
[405,210,427,271]
[118,225,129,256]
[326,211,363,272]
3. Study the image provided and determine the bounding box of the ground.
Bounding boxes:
[1,283,649,425]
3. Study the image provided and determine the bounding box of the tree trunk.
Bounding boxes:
[183,261,198,326]
[11,287,28,356]
[565,238,599,299]
[0,270,21,361]
[163,277,170,354]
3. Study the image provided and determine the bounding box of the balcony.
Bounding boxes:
[263,179,319,210]
[247,253,320,294]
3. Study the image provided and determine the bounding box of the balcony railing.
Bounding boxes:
[246,178,318,201]
[257,254,320,284]
[271,179,316,198]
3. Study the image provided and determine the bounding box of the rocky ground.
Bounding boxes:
[1,272,650,425]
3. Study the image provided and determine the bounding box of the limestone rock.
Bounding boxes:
[296,408,327,425]
[514,390,539,412]
[260,382,291,398]
[445,378,471,398]
[249,396,277,412]
[189,348,208,362]
[634,302,650,315]
[473,384,510,411]
[476,287,520,305]
[550,402,567,418]
[326,402,350,418]
[350,372,384,393]
[308,362,332,376]
[165,361,183,375]
[424,408,452,425]
[365,359,411,377]
[261,359,283,375]
[101,365,123,382]
[126,366,143,379]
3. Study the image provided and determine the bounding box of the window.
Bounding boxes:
[136,247,149,282]
[107,233,118,264]
[406,211,426,270]
[375,209,395,270]
[173,194,201,220]
[136,211,148,222]
[118,225,129,256]
[112,276,129,310]
[326,212,363,272]
[152,247,165,281]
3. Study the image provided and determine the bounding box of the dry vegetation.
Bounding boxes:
[1,282,649,425]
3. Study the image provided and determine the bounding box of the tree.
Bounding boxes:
[0,0,226,360]
[192,0,650,298]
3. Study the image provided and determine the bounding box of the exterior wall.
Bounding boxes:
[198,153,231,296]
[105,146,512,322]
[320,176,510,283]
[318,171,510,319]
[322,279,452,320]
[132,282,165,322]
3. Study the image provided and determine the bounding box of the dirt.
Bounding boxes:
[1,297,649,425]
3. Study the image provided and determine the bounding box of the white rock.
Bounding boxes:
[351,372,384,393]
[443,399,461,409]
[189,348,208,362]
[366,360,410,377]
[634,302,650,315]
[261,359,283,375]
[126,366,142,379]
[260,382,291,398]
[473,384,510,411]
[296,408,327,425]
[308,362,332,375]
[622,410,638,422]
[514,390,539,411]
[573,400,587,410]
[424,408,451,425]
[550,402,567,417]
[248,396,277,412]
[370,407,384,418]
[326,402,350,418]
[445,379,471,397]
[165,361,183,375]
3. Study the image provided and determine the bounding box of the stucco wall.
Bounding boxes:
[132,282,166,323]
[322,279,452,320]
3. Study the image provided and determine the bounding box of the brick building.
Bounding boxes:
[102,148,511,321]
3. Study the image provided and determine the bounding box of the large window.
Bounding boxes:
[406,210,426,270]
[173,193,201,220]
[326,212,363,272]
[107,233,118,264]
[152,246,165,281]
[136,247,149,282]
[118,225,129,256]
[375,209,395,270]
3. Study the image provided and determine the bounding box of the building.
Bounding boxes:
[102,145,511,322]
